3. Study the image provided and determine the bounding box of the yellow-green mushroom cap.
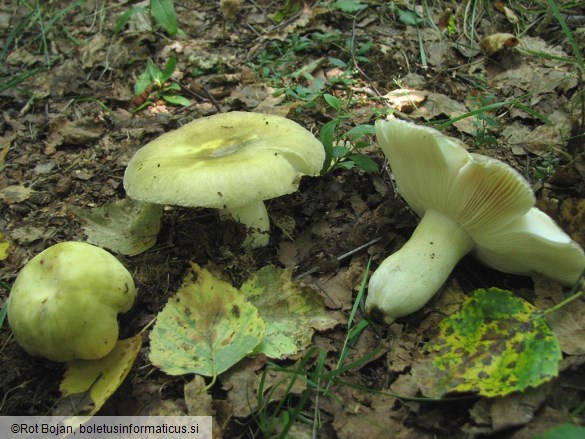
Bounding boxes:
[123,112,325,247]
[7,242,136,362]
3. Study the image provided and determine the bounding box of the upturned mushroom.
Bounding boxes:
[123,111,325,248]
[7,242,136,362]
[366,117,585,324]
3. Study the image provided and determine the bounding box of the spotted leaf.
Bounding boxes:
[149,263,265,377]
[427,288,562,397]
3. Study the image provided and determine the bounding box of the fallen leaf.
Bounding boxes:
[0,231,10,261]
[60,335,142,416]
[149,263,265,377]
[240,265,339,359]
[75,198,162,256]
[382,88,427,113]
[221,357,305,418]
[494,2,519,24]
[0,185,33,204]
[533,274,585,355]
[426,288,562,397]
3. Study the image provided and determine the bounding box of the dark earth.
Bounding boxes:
[1,1,584,437]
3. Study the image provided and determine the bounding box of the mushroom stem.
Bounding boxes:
[221,200,270,248]
[366,209,474,324]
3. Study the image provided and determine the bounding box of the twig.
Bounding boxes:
[295,237,382,279]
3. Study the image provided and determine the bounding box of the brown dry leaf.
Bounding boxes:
[386,324,417,374]
[80,33,107,68]
[506,111,570,155]
[509,407,574,439]
[480,33,520,56]
[490,386,549,432]
[306,260,364,310]
[533,274,585,355]
[221,357,305,418]
[0,185,33,204]
[382,88,427,113]
[332,392,416,439]
[410,91,475,134]
[0,132,15,165]
[44,116,104,153]
[558,198,585,246]
[489,63,576,98]
[494,2,520,24]
[184,376,222,435]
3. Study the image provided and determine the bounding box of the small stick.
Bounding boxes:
[295,237,382,280]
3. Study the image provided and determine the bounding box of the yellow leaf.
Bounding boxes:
[149,263,265,377]
[0,232,10,261]
[60,335,142,415]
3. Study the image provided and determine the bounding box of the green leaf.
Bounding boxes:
[328,57,347,68]
[150,0,178,36]
[324,93,342,112]
[0,302,7,328]
[163,82,181,91]
[390,3,423,27]
[114,6,147,33]
[240,266,339,359]
[345,124,375,138]
[147,59,164,87]
[149,263,265,376]
[320,119,338,175]
[427,288,562,397]
[332,145,351,158]
[162,94,191,106]
[161,56,176,82]
[134,69,152,96]
[332,0,368,13]
[533,423,585,439]
[74,198,162,256]
[349,154,378,172]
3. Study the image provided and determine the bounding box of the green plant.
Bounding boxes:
[331,0,368,14]
[466,92,500,147]
[251,31,371,107]
[0,0,85,93]
[252,261,376,437]
[387,1,428,67]
[133,56,190,111]
[115,0,179,36]
[533,151,560,180]
[320,93,377,174]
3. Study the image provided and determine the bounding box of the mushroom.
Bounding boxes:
[366,117,585,324]
[123,111,325,248]
[7,242,136,362]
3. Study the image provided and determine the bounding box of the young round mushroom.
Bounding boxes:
[366,117,585,324]
[123,111,325,248]
[7,242,136,362]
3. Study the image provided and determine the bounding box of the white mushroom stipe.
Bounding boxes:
[219,200,270,248]
[366,117,585,324]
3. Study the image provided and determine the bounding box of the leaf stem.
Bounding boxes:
[540,290,584,318]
